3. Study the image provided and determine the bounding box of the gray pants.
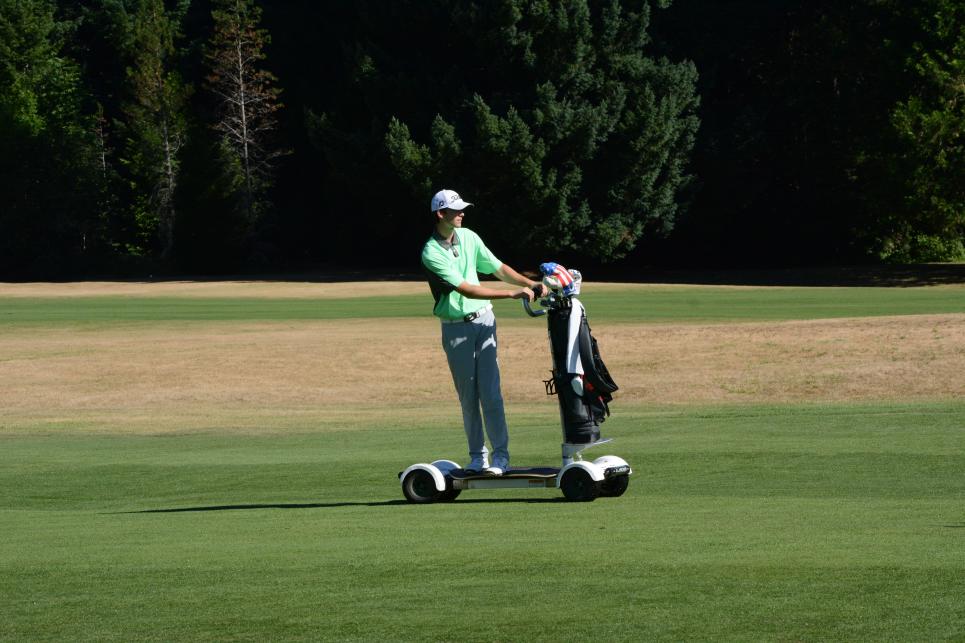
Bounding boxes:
[441,309,509,461]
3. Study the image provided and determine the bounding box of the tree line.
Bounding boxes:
[1,0,286,277]
[0,0,961,278]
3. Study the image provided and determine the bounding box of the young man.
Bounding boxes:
[421,188,546,475]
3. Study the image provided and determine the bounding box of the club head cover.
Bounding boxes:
[540,262,579,296]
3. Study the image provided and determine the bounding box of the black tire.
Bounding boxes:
[402,470,441,504]
[438,488,461,502]
[600,475,629,498]
[560,468,599,502]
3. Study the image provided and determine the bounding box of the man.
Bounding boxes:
[421,188,546,475]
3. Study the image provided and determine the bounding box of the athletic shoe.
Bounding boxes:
[464,456,489,473]
[486,456,510,476]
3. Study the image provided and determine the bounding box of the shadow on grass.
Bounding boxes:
[116,497,566,513]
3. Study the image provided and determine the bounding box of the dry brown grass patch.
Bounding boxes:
[1,313,962,433]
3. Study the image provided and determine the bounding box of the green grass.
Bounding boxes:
[2,402,964,641]
[3,282,964,640]
[582,286,965,323]
[1,283,962,325]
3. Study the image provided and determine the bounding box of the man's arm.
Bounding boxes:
[454,281,534,301]
[454,262,546,301]
[493,264,546,297]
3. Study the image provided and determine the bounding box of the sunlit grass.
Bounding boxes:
[2,283,963,640]
[1,282,962,326]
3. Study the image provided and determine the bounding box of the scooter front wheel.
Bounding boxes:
[560,468,599,502]
[599,475,629,497]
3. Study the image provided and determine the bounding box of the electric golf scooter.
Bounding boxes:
[399,264,631,503]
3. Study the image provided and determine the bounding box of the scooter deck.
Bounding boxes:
[450,467,559,480]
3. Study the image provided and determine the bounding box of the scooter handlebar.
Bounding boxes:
[522,298,547,317]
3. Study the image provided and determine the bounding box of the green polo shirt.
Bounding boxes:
[422,227,503,320]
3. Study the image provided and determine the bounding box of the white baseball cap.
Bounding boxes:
[430,189,473,212]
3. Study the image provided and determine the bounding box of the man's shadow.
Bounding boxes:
[117,497,565,514]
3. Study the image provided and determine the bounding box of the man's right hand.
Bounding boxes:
[511,287,535,302]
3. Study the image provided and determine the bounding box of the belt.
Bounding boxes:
[441,304,493,324]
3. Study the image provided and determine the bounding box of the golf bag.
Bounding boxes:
[542,264,619,443]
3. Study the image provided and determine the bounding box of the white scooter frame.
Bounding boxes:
[399,272,631,503]
[399,440,631,503]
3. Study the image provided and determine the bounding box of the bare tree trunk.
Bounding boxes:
[95,116,107,177]
[207,0,286,235]
[237,36,253,222]
[156,53,177,259]
[161,117,176,258]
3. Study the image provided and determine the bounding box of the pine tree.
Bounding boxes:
[0,0,101,276]
[205,0,284,227]
[384,0,699,262]
[120,0,189,259]
[887,0,964,261]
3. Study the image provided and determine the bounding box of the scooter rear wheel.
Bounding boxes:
[560,468,599,502]
[402,469,441,503]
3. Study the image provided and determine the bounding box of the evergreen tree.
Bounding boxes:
[886,0,964,261]
[204,0,284,230]
[63,0,134,267]
[653,0,965,266]
[384,0,698,262]
[0,0,101,276]
[119,0,190,259]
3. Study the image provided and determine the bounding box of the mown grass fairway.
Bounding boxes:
[1,281,964,641]
[2,282,964,324]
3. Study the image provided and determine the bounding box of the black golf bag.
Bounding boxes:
[545,296,619,443]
